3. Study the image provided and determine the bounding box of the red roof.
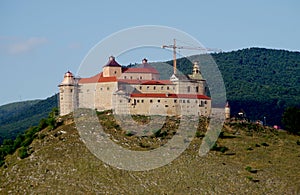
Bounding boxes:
[78,72,117,83]
[122,67,159,74]
[118,79,173,85]
[130,93,211,100]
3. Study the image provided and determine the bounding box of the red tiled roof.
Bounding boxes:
[117,79,173,85]
[78,72,117,83]
[130,93,211,100]
[141,80,173,85]
[122,67,159,74]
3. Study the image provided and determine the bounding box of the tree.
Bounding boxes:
[282,107,300,134]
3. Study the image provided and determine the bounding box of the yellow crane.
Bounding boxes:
[162,39,221,74]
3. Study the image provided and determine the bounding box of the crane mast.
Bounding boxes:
[162,39,221,75]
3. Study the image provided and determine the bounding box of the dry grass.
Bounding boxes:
[1,111,300,194]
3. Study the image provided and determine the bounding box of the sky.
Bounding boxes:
[0,0,299,106]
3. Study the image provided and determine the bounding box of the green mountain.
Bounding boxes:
[0,95,58,144]
[171,48,300,126]
[1,47,299,143]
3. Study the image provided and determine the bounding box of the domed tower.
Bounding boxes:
[225,101,231,120]
[58,71,76,116]
[188,61,206,95]
[103,56,122,77]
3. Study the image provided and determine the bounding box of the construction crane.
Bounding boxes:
[162,39,221,74]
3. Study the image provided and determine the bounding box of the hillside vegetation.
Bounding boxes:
[171,48,300,126]
[0,95,58,144]
[1,110,300,194]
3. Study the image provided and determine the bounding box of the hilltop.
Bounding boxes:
[1,47,299,142]
[1,111,300,194]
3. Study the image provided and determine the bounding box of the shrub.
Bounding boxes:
[18,147,29,159]
[211,143,229,153]
[297,140,300,145]
[245,166,252,172]
[195,131,204,138]
[125,131,134,136]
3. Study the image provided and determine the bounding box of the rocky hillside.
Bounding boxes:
[1,111,300,194]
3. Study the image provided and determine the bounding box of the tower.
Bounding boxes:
[58,71,75,116]
[225,101,231,120]
[103,56,122,77]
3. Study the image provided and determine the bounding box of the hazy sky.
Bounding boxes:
[0,0,299,106]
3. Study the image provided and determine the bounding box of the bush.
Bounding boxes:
[211,143,229,153]
[245,166,252,172]
[18,147,29,159]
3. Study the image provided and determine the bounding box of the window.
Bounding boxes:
[187,86,190,93]
[119,100,122,103]
[204,100,207,104]
[124,76,127,79]
[158,99,160,103]
[161,86,164,90]
[114,71,117,74]
[183,100,185,103]
[195,100,197,103]
[141,100,144,103]
[150,99,153,103]
[165,105,169,107]
[174,99,177,103]
[139,86,142,90]
[70,89,73,92]
[140,76,143,79]
[100,88,103,91]
[147,86,150,90]
[167,86,170,90]
[187,100,190,103]
[153,86,156,90]
[196,86,199,93]
[107,87,110,90]
[130,76,133,79]
[137,100,140,103]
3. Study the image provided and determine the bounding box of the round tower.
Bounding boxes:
[58,71,75,116]
[225,101,231,120]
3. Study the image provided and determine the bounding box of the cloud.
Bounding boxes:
[8,37,48,54]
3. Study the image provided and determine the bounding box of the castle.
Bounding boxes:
[58,56,212,116]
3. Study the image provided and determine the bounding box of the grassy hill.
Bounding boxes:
[0,94,58,144]
[1,111,299,194]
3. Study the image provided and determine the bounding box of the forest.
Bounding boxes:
[171,48,300,126]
